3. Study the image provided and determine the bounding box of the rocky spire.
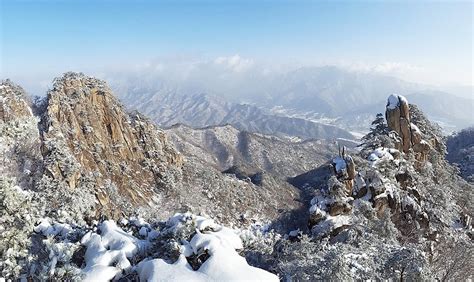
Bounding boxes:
[385,94,431,165]
[385,94,413,153]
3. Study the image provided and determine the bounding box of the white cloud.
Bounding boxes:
[214,54,254,72]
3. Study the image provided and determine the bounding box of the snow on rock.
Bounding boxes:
[410,123,421,135]
[386,94,408,110]
[195,216,219,231]
[368,147,395,166]
[139,226,149,237]
[136,213,278,282]
[311,214,352,237]
[310,193,332,213]
[386,94,400,110]
[41,213,278,281]
[80,220,148,281]
[137,255,206,281]
[333,156,347,173]
[34,218,73,238]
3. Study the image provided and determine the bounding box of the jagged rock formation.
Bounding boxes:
[38,73,183,216]
[385,94,433,168]
[386,94,414,153]
[269,94,474,280]
[306,94,469,238]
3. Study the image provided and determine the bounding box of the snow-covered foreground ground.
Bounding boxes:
[33,213,279,281]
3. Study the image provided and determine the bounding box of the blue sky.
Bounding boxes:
[0,0,472,93]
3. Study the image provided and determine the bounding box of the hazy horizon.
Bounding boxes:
[1,0,472,96]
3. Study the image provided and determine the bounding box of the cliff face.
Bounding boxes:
[38,73,183,216]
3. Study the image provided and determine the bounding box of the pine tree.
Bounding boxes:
[361,113,391,151]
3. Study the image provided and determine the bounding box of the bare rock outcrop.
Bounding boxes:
[331,147,360,195]
[39,72,183,216]
[386,94,413,153]
[308,94,450,238]
[386,94,431,167]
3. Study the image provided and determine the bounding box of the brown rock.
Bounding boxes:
[385,95,423,154]
[329,201,352,216]
[399,96,410,120]
[309,211,325,226]
[374,196,389,217]
[400,117,412,153]
[343,179,354,196]
[386,105,401,135]
[40,73,183,217]
[410,123,423,145]
[345,156,356,180]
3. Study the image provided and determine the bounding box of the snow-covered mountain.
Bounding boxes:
[110,66,473,134]
[165,123,343,176]
[116,89,355,140]
[1,73,472,280]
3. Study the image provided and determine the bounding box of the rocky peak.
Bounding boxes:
[0,80,33,122]
[385,94,413,153]
[39,72,183,217]
[385,94,432,168]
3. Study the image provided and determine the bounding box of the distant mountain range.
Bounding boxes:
[116,90,355,140]
[110,66,473,136]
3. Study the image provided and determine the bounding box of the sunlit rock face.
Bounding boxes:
[39,72,183,217]
[385,94,432,167]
